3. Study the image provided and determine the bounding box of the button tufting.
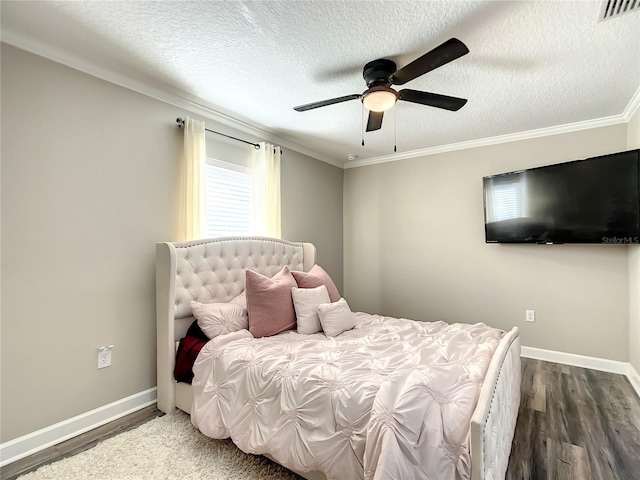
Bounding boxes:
[169,239,308,319]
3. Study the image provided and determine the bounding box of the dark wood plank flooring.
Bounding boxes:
[506,358,640,480]
[2,360,639,480]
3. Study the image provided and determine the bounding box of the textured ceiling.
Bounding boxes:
[2,1,639,166]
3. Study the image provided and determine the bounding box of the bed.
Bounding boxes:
[156,236,521,480]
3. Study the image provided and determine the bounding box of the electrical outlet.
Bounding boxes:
[525,310,535,322]
[98,345,114,369]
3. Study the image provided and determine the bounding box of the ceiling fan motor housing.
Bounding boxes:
[362,59,397,87]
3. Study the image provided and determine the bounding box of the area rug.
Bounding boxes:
[19,412,301,480]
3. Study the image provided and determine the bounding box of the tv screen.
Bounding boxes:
[483,149,640,244]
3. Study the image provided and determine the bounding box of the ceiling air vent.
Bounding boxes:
[598,0,640,22]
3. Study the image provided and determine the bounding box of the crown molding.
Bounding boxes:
[3,30,637,172]
[623,85,640,121]
[344,111,631,169]
[0,32,342,169]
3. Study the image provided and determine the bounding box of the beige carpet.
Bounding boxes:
[19,412,301,480]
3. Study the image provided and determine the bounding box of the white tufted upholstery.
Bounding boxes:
[173,237,306,319]
[470,328,521,480]
[156,236,316,415]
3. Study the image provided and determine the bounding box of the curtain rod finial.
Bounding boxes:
[176,117,185,128]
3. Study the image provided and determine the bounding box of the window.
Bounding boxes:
[490,182,522,221]
[204,159,253,237]
[485,173,528,223]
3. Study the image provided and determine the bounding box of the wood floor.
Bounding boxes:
[506,359,640,480]
[2,359,639,480]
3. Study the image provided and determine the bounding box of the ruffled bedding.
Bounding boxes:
[191,312,504,480]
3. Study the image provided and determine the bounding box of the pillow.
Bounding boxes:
[190,301,248,339]
[291,264,340,302]
[291,285,330,335]
[317,298,355,337]
[230,291,246,308]
[246,266,297,338]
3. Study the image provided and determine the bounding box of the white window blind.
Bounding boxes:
[204,160,253,237]
[491,182,522,221]
[486,174,528,223]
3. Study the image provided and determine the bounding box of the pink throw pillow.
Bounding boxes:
[291,264,340,302]
[246,266,297,338]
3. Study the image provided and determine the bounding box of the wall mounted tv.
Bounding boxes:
[483,149,640,244]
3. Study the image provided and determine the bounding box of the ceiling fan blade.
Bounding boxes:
[293,94,361,112]
[366,111,384,132]
[391,38,469,86]
[398,89,467,111]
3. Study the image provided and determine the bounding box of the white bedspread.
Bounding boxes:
[191,313,504,480]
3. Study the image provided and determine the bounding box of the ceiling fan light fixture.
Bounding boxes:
[363,89,397,112]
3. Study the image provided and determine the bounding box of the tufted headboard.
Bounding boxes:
[156,236,316,412]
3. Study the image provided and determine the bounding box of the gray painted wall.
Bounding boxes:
[344,125,631,362]
[0,44,343,442]
[281,151,344,292]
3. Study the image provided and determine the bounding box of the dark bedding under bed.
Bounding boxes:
[174,320,208,384]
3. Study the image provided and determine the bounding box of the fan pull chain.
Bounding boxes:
[361,104,365,147]
[394,107,397,153]
[394,109,397,153]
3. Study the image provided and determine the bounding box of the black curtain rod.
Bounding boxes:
[176,117,261,150]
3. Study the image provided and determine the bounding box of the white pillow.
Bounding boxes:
[317,297,355,337]
[291,285,330,334]
[230,291,246,308]
[190,301,248,339]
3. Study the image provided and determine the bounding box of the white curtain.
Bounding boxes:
[252,142,281,238]
[177,117,206,241]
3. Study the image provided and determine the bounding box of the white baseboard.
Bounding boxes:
[520,346,629,373]
[0,387,157,467]
[521,346,640,398]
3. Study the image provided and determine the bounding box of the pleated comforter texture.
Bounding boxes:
[191,312,504,480]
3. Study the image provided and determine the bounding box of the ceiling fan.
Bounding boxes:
[293,38,469,132]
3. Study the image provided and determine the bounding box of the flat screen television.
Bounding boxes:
[483,149,640,244]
